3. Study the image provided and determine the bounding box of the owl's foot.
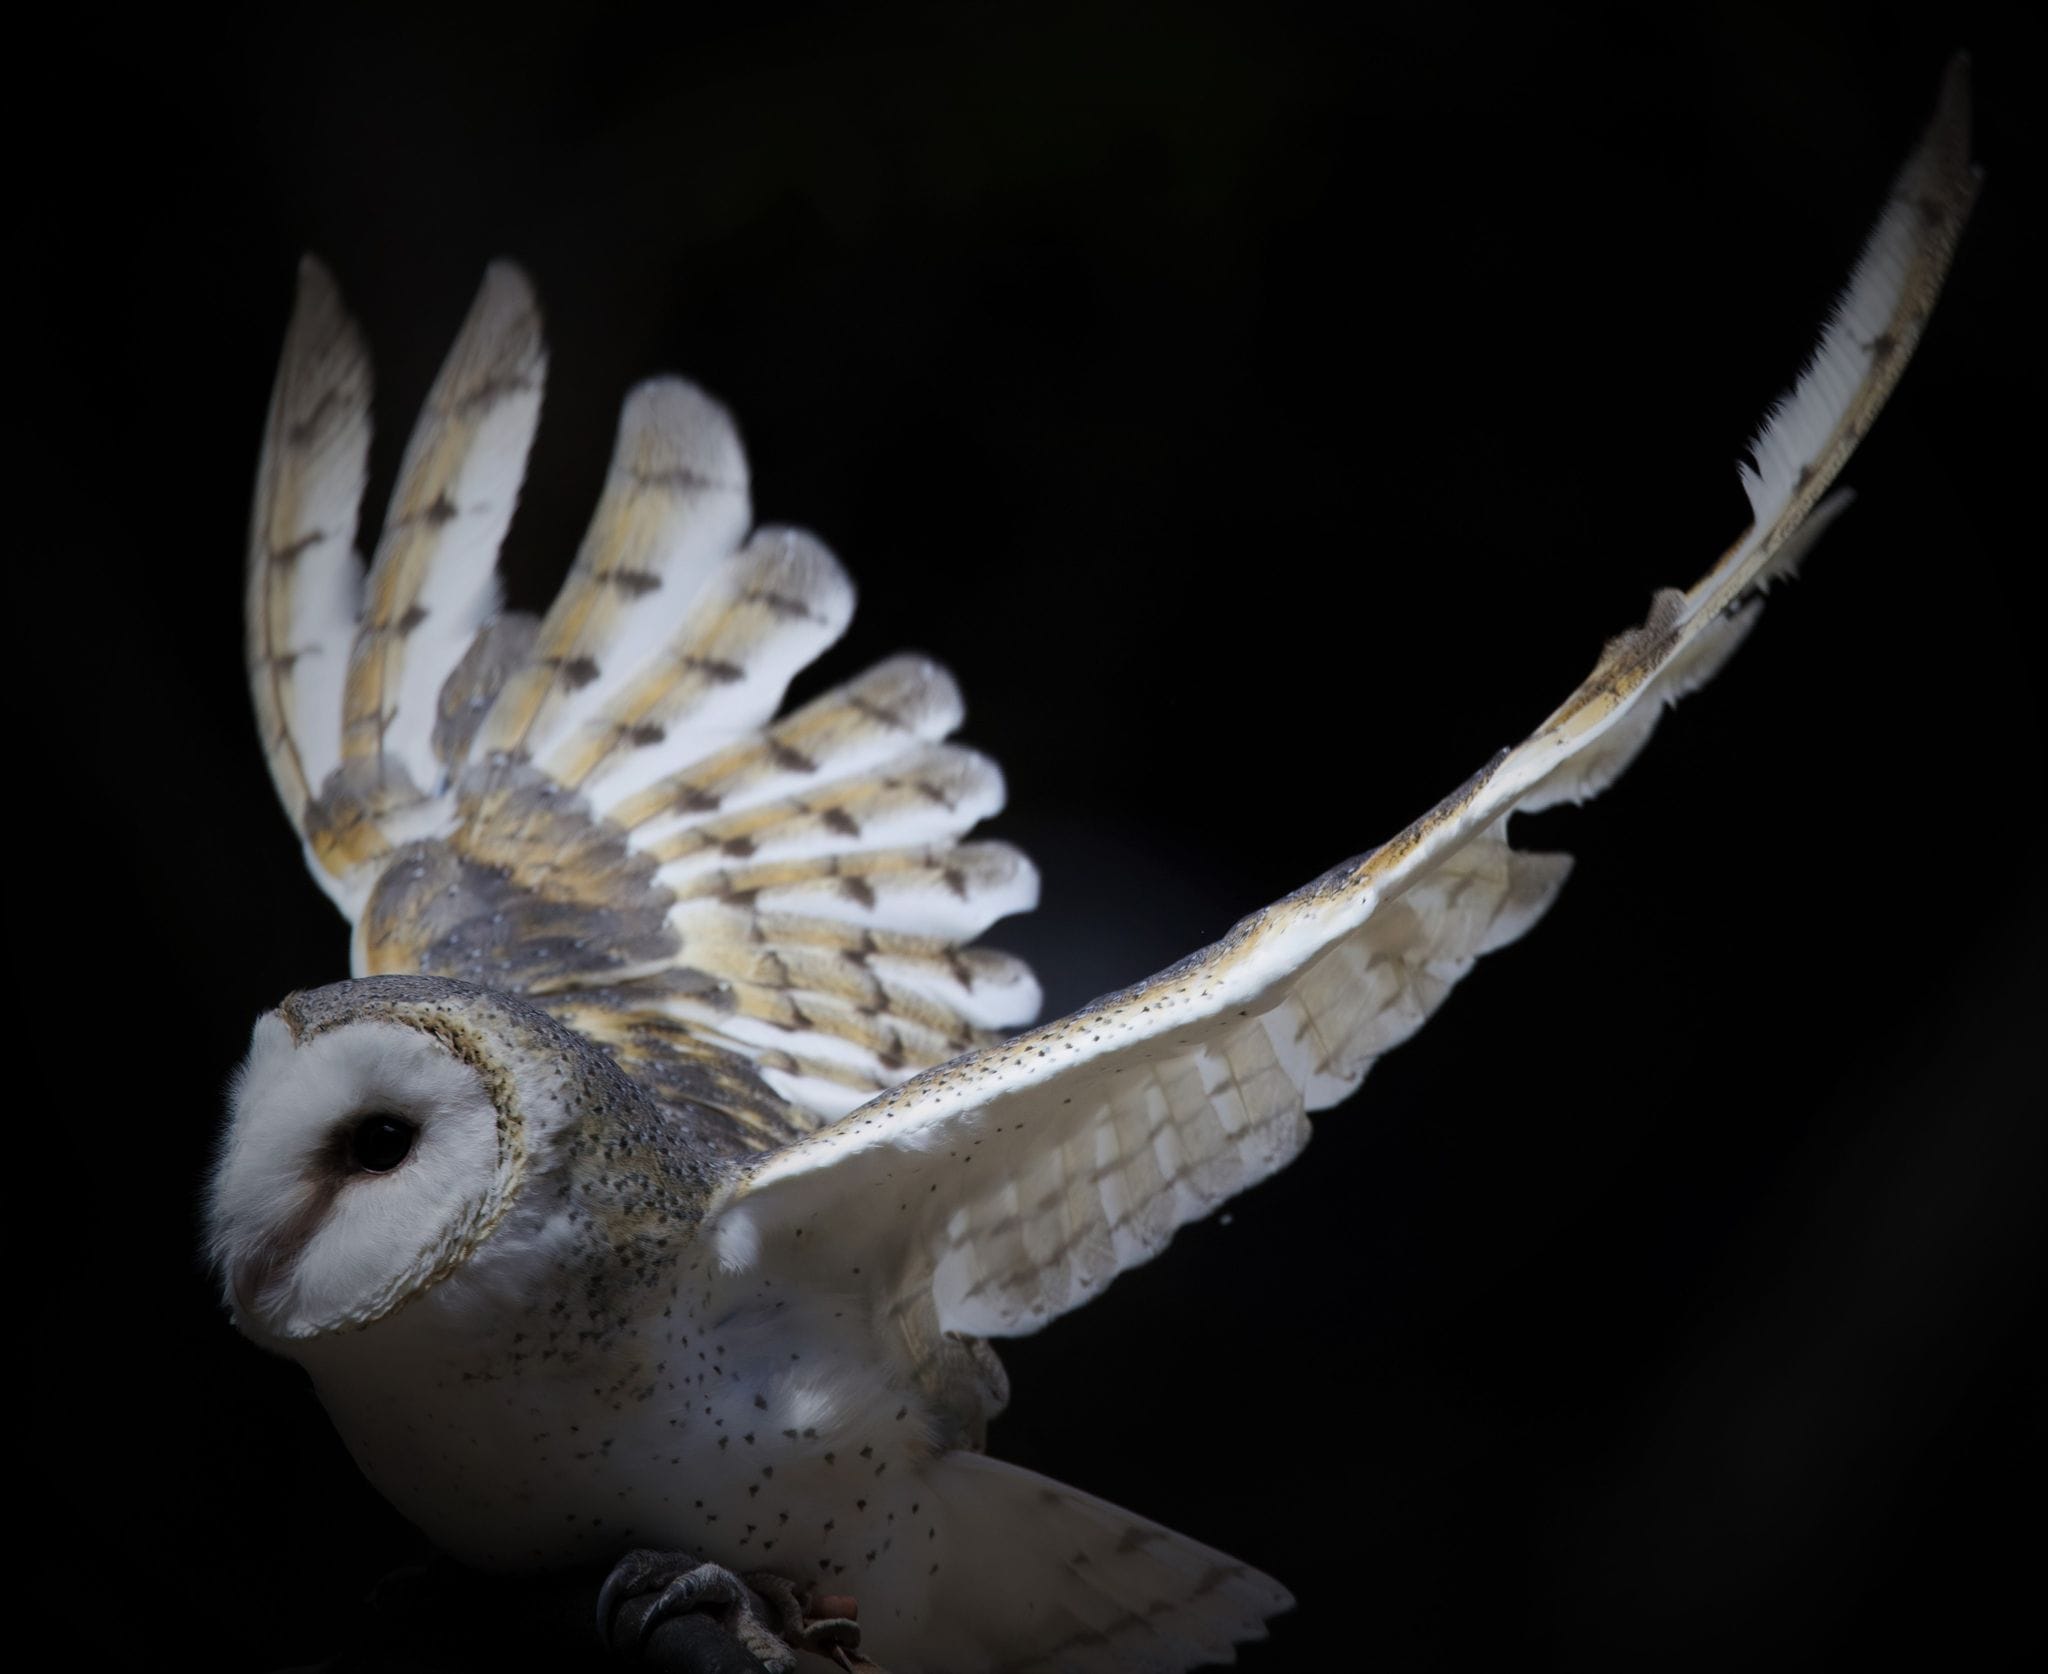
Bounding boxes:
[597,1550,868,1672]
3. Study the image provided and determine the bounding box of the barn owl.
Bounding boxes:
[208,60,1975,1674]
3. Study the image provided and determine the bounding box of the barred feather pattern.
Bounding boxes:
[914,828,1572,1334]
[720,813,1573,1334]
[246,259,371,844]
[707,57,1978,1336]
[340,263,545,801]
[251,268,1040,1143]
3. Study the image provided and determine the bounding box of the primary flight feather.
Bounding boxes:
[210,59,1977,1673]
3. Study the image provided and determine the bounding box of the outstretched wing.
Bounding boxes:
[705,60,1977,1330]
[247,269,1041,1149]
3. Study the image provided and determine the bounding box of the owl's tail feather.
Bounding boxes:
[879,1451,1290,1673]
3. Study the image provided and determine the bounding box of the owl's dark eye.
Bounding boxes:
[349,1114,417,1173]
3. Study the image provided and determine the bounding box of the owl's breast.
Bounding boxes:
[297,1253,954,1592]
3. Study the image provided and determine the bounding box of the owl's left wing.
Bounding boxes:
[247,265,1040,1148]
[705,58,1977,1336]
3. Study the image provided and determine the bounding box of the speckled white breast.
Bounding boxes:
[296,1245,953,1632]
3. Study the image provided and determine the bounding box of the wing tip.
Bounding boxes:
[283,253,361,355]
[614,374,752,492]
[1932,50,1973,161]
[480,254,538,298]
[872,652,967,731]
[295,250,338,294]
[1911,49,1981,222]
[749,523,858,614]
[456,258,547,374]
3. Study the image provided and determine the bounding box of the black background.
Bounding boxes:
[40,3,2041,1670]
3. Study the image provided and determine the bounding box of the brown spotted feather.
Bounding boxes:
[246,258,372,837]
[471,378,751,768]
[249,264,1040,1146]
[340,264,544,795]
[545,527,855,801]
[609,653,967,837]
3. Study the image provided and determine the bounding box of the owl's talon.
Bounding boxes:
[599,1548,836,1672]
[743,1571,870,1664]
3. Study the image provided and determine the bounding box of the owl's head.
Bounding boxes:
[208,974,591,1345]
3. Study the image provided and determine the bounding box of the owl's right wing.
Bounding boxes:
[247,271,1041,1150]
[704,59,1977,1336]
